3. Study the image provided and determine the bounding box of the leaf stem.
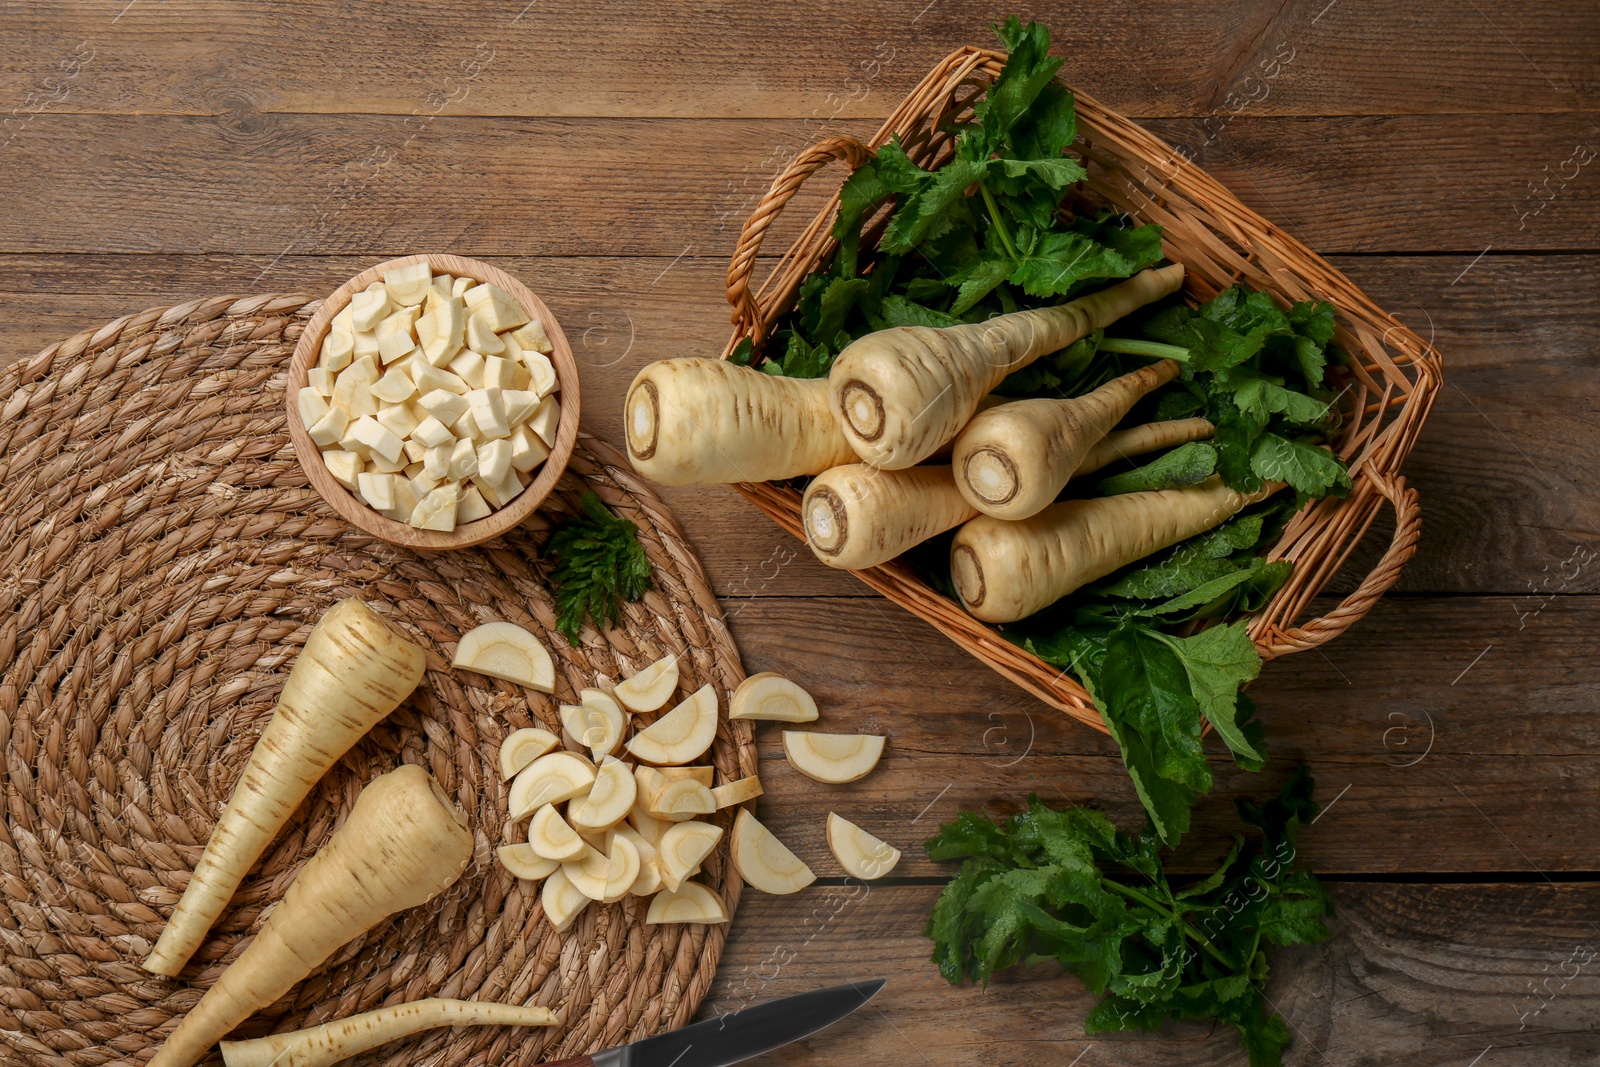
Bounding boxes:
[1097,337,1191,361]
[1101,879,1234,970]
[978,183,1019,261]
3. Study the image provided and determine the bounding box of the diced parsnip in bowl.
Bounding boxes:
[298,261,563,534]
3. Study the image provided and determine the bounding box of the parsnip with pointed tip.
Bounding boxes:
[147,766,472,1067]
[218,999,557,1067]
[625,358,858,485]
[952,360,1181,520]
[827,265,1186,469]
[1073,417,1215,478]
[951,475,1281,623]
[143,600,426,978]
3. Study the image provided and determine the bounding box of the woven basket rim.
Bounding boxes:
[718,44,1439,732]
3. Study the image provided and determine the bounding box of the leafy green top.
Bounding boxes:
[924,767,1332,1067]
[542,491,653,645]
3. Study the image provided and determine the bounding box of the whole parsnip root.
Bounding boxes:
[950,476,1280,623]
[802,464,977,571]
[828,264,1186,470]
[144,600,426,977]
[1074,417,1215,478]
[952,360,1181,519]
[625,357,858,485]
[148,766,473,1067]
[219,999,557,1067]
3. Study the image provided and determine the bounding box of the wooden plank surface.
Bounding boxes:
[2,1,1597,1064]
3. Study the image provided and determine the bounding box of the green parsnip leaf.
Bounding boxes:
[1098,442,1218,495]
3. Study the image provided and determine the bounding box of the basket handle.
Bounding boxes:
[1256,471,1421,660]
[726,135,873,347]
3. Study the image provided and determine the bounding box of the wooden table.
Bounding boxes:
[3,2,1597,1063]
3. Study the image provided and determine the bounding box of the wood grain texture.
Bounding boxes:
[2,1,1594,118]
[704,883,1600,1066]
[0,114,1594,257]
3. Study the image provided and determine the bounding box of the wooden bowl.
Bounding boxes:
[285,253,581,550]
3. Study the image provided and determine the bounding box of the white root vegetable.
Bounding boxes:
[1074,417,1215,478]
[509,752,597,820]
[147,766,472,1067]
[498,728,559,780]
[712,775,764,808]
[615,825,663,896]
[645,777,717,820]
[658,765,715,787]
[802,464,979,571]
[826,813,901,880]
[727,672,818,723]
[453,622,554,693]
[540,867,590,932]
[496,843,559,881]
[624,683,718,765]
[828,265,1186,469]
[528,803,590,861]
[613,654,679,712]
[144,600,426,978]
[657,820,724,891]
[950,475,1281,623]
[560,689,625,760]
[564,833,641,902]
[645,882,728,924]
[624,358,858,485]
[952,360,1181,520]
[569,756,637,832]
[781,731,885,784]
[218,999,556,1067]
[730,809,815,895]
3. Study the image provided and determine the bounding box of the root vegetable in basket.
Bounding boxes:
[218,999,557,1067]
[802,464,976,572]
[147,765,473,1067]
[952,359,1181,520]
[624,357,857,485]
[826,265,1186,470]
[951,476,1280,623]
[143,600,426,978]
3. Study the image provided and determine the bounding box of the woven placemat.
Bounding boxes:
[0,294,755,1067]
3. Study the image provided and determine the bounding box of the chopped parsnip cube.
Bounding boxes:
[383,261,433,304]
[454,410,479,441]
[412,363,468,397]
[306,407,349,447]
[483,355,529,391]
[410,481,460,531]
[410,468,444,497]
[332,365,378,419]
[458,485,492,523]
[385,475,420,522]
[477,467,524,508]
[529,395,560,447]
[321,327,354,371]
[424,443,454,479]
[350,286,391,331]
[449,348,486,389]
[403,438,426,463]
[510,427,551,472]
[352,329,380,359]
[297,386,329,428]
[502,389,538,427]
[462,283,492,309]
[479,290,530,332]
[449,437,479,479]
[349,415,405,464]
[431,274,453,300]
[509,319,553,355]
[418,296,465,366]
[376,311,419,364]
[522,350,557,396]
[332,305,355,334]
[418,389,468,426]
[323,449,362,490]
[451,275,472,298]
[376,402,420,440]
[466,310,505,355]
[357,471,396,511]
[412,415,455,448]
[467,388,510,439]
[370,366,416,404]
[339,354,380,390]
[478,438,512,484]
[307,366,336,397]
[367,452,407,475]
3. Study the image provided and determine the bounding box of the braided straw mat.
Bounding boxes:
[0,294,756,1067]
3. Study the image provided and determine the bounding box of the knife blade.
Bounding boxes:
[544,979,885,1067]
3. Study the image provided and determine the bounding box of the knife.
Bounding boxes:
[544,979,885,1067]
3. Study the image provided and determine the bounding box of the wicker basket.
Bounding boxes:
[720,46,1440,733]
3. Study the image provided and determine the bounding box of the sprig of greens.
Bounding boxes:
[924,767,1332,1066]
[543,491,653,645]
